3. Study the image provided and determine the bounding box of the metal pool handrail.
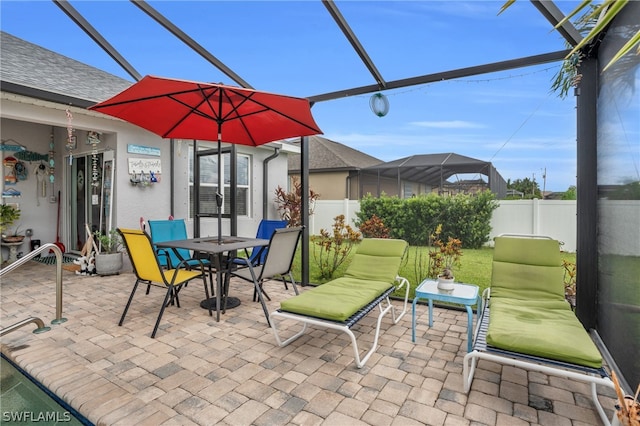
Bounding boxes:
[0,317,50,336]
[0,243,67,325]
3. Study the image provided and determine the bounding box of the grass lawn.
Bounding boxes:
[291,242,577,300]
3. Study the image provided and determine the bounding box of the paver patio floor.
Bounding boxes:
[0,261,615,425]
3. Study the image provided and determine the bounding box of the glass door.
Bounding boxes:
[66,151,112,254]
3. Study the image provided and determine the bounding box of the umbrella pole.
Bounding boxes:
[216,138,223,245]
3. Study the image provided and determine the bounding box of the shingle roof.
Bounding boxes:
[288,135,382,172]
[0,31,133,105]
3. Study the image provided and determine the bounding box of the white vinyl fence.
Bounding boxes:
[310,199,578,252]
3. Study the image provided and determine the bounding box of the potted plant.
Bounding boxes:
[612,371,640,426]
[93,229,123,275]
[427,224,463,291]
[1,204,23,243]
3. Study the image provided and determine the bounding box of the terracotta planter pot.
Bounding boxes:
[2,235,25,243]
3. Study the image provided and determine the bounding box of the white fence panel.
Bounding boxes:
[310,199,361,235]
[489,200,577,251]
[312,199,577,252]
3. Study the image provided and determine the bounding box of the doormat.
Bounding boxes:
[32,254,78,265]
[62,263,81,273]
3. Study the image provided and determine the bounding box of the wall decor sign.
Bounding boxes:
[127,158,162,174]
[87,131,101,145]
[127,144,161,157]
[0,144,26,152]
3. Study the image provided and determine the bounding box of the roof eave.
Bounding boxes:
[1,81,95,108]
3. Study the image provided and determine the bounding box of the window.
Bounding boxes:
[403,182,414,199]
[188,148,251,218]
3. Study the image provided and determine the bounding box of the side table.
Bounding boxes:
[412,279,479,352]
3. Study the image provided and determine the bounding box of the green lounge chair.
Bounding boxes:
[463,234,615,425]
[269,238,409,368]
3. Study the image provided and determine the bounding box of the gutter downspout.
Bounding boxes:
[263,147,281,219]
[346,175,351,200]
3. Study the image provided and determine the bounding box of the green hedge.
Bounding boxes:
[355,191,498,248]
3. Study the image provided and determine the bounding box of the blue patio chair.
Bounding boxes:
[148,219,211,269]
[231,219,288,268]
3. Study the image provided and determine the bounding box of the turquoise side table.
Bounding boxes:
[412,279,479,352]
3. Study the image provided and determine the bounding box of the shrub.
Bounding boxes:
[355,191,497,248]
[563,259,577,307]
[311,215,361,280]
[274,177,320,227]
[358,214,389,238]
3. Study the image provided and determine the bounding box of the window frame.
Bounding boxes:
[188,146,252,219]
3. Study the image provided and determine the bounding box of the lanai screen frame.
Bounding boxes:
[55,0,582,284]
[51,0,640,388]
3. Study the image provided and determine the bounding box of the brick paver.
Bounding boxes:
[0,261,614,425]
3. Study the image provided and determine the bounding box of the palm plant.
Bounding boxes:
[500,0,639,73]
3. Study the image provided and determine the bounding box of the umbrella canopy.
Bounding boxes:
[89,75,322,145]
[89,75,322,241]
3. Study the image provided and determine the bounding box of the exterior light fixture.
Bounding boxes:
[369,93,389,117]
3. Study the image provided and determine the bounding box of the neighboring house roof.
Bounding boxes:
[0,31,133,107]
[288,135,382,173]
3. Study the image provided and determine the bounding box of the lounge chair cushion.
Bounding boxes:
[280,277,393,322]
[486,298,603,368]
[344,238,407,283]
[491,237,565,300]
[491,262,565,300]
[279,238,407,322]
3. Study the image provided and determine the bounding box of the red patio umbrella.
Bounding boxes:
[89,75,322,242]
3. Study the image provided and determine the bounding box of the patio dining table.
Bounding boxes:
[156,236,269,322]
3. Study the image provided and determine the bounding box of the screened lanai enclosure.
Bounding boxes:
[2,0,638,393]
[577,1,639,391]
[360,153,508,198]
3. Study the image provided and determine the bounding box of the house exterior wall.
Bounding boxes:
[1,116,60,246]
[289,171,349,200]
[0,93,291,255]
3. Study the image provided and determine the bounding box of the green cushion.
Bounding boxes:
[280,238,407,322]
[491,262,565,300]
[345,239,407,283]
[491,237,565,300]
[493,237,562,266]
[486,299,603,368]
[280,277,393,322]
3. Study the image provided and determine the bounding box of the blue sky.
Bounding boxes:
[1,1,583,191]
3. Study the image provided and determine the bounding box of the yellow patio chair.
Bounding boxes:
[117,228,210,338]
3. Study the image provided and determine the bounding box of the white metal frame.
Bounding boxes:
[463,345,615,425]
[269,275,410,368]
